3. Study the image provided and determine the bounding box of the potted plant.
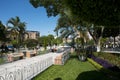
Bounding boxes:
[78,48,87,61]
[76,38,87,61]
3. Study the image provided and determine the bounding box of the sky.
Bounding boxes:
[0,0,59,36]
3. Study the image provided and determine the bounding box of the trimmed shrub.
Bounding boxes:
[88,58,120,80]
[88,53,120,72]
[87,58,103,70]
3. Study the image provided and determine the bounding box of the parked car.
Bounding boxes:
[7,45,15,52]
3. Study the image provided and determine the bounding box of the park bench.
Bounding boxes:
[22,50,37,58]
[7,53,24,62]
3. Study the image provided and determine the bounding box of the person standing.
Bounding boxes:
[1,43,8,53]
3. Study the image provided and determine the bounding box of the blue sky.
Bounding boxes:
[0,0,59,36]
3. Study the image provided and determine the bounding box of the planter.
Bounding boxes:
[78,55,87,61]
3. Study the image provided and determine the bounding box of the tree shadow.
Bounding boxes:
[70,54,78,59]
[54,77,62,80]
[75,70,114,80]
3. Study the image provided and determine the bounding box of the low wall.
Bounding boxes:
[0,53,53,80]
[54,49,70,65]
[0,48,70,80]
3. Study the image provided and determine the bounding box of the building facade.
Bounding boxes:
[24,31,40,40]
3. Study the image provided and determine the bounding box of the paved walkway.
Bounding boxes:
[102,51,120,54]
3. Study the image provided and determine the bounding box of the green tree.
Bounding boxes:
[47,34,54,46]
[7,16,26,49]
[88,25,120,51]
[38,35,61,50]
[0,21,10,57]
[54,14,89,47]
[102,27,120,48]
[29,0,90,48]
[18,22,26,46]
[30,0,63,17]
[87,25,104,52]
[54,14,78,45]
[64,0,120,27]
[30,0,120,27]
[0,21,8,42]
[24,39,38,49]
[100,38,108,49]
[29,0,120,52]
[38,36,49,50]
[53,37,62,45]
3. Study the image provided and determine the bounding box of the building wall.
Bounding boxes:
[63,38,72,43]
[24,31,40,40]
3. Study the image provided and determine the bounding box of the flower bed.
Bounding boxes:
[88,54,120,72]
[87,58,120,80]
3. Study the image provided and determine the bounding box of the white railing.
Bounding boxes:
[62,49,70,65]
[0,48,71,80]
[0,53,53,80]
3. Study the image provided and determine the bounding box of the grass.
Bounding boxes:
[0,57,5,64]
[32,53,113,80]
[37,50,50,55]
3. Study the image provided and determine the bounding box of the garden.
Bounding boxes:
[32,53,118,80]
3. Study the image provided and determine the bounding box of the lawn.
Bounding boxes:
[0,58,3,64]
[37,50,50,55]
[0,57,5,64]
[32,53,112,80]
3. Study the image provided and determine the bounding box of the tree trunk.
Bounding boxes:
[96,27,104,52]
[88,26,104,52]
[113,36,115,48]
[96,39,101,52]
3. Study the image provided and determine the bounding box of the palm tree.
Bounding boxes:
[7,16,26,51]
[54,14,78,45]
[54,13,90,61]
[18,22,26,46]
[54,14,89,47]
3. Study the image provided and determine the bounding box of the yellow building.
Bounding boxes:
[24,31,40,40]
